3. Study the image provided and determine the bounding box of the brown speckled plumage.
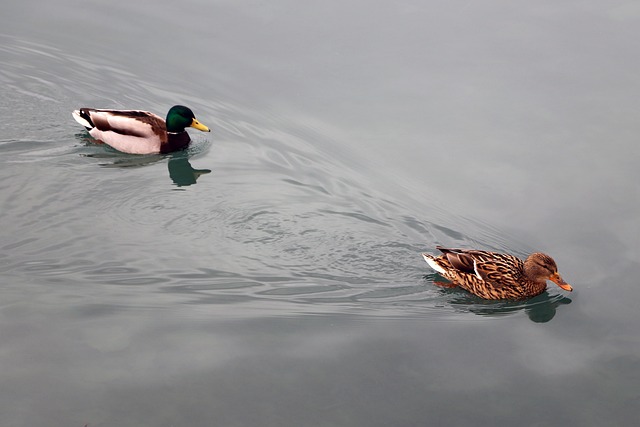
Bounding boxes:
[422,246,572,300]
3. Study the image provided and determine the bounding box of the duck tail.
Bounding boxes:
[72,109,94,130]
[422,253,447,275]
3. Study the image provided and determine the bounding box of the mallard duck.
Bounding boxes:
[72,105,210,154]
[422,246,572,300]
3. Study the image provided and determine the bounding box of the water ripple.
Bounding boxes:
[0,34,560,322]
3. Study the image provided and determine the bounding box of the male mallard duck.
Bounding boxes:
[72,105,210,154]
[422,246,572,300]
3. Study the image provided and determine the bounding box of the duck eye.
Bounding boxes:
[536,261,553,273]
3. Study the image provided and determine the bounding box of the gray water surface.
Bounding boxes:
[1,1,639,426]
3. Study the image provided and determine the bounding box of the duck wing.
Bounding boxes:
[75,109,165,138]
[436,247,493,275]
[436,247,522,286]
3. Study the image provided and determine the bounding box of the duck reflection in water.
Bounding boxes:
[167,156,211,187]
[428,273,572,323]
[77,135,211,187]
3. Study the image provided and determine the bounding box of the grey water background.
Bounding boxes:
[1,1,639,426]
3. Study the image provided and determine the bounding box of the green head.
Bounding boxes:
[165,105,211,133]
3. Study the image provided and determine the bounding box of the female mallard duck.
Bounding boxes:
[72,105,210,154]
[422,246,572,300]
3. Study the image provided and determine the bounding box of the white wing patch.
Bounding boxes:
[473,260,485,280]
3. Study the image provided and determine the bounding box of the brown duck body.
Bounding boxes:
[422,246,572,300]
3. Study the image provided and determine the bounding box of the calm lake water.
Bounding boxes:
[2,1,640,426]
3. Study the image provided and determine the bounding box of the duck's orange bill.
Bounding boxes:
[549,272,573,292]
